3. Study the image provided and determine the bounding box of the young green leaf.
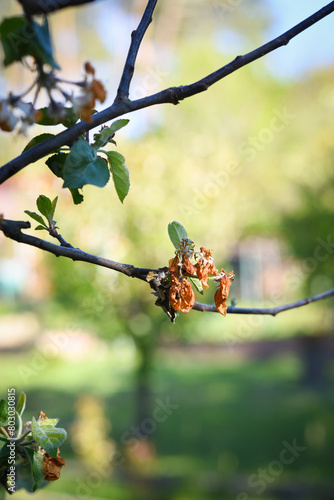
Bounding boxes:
[46,152,66,178]
[23,133,55,153]
[63,139,110,189]
[32,450,45,492]
[0,400,8,427]
[24,211,47,228]
[188,276,204,295]
[69,188,84,205]
[46,153,84,205]
[92,119,129,149]
[38,418,59,428]
[36,195,52,219]
[35,106,78,127]
[33,17,59,69]
[0,16,59,69]
[106,151,130,203]
[31,417,67,457]
[168,221,189,249]
[16,392,26,417]
[51,197,58,220]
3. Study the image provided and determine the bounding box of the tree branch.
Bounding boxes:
[17,0,96,16]
[0,218,152,281]
[1,218,333,318]
[1,2,334,184]
[115,0,159,103]
[193,288,334,316]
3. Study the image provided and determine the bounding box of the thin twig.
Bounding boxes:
[49,229,73,248]
[1,218,333,317]
[115,0,159,102]
[1,2,334,184]
[193,288,334,316]
[0,219,152,281]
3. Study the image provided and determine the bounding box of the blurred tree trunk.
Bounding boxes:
[133,334,155,431]
[299,334,329,388]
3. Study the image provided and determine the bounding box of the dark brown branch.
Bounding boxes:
[17,0,96,16]
[0,218,153,281]
[1,2,334,184]
[1,219,333,317]
[49,228,73,248]
[115,0,159,102]
[193,288,334,316]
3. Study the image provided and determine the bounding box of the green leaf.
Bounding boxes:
[36,195,52,219]
[188,276,204,295]
[24,211,47,228]
[32,450,45,492]
[0,436,8,455]
[31,417,67,457]
[51,197,58,219]
[16,392,26,417]
[106,151,130,203]
[23,133,55,153]
[46,152,66,178]
[16,447,34,493]
[63,139,110,189]
[38,418,59,428]
[93,119,129,149]
[168,221,189,250]
[0,400,8,427]
[0,16,59,68]
[46,153,84,205]
[33,17,59,69]
[35,106,78,127]
[35,225,47,231]
[69,188,84,205]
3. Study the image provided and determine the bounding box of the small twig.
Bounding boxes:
[193,288,334,316]
[1,218,333,317]
[115,0,159,102]
[1,2,334,184]
[49,228,73,248]
[0,218,153,281]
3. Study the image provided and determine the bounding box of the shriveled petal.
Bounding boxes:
[169,277,195,313]
[169,255,179,274]
[196,261,210,289]
[208,262,219,276]
[42,451,66,482]
[214,289,228,316]
[91,79,106,103]
[214,272,234,316]
[219,274,232,299]
[182,255,196,276]
[84,61,95,75]
[178,279,195,313]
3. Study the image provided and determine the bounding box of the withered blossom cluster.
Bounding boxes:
[0,61,106,133]
[38,412,66,482]
[168,239,235,316]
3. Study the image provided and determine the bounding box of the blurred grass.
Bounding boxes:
[1,345,333,500]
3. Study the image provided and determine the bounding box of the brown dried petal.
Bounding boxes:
[84,61,95,76]
[169,277,195,313]
[169,255,179,274]
[91,79,106,103]
[42,451,66,482]
[182,256,196,276]
[196,261,210,289]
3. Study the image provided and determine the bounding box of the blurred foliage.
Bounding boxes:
[0,1,334,499]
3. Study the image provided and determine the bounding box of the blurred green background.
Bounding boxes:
[0,1,334,499]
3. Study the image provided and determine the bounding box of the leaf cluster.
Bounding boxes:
[0,392,67,495]
[24,119,130,205]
